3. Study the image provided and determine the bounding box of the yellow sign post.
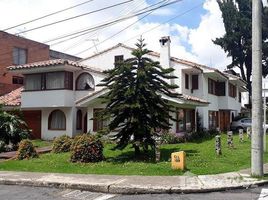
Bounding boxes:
[171,151,186,170]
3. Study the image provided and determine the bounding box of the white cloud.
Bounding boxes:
[187,0,231,70]
[0,0,231,71]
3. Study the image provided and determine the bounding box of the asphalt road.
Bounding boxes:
[0,184,267,200]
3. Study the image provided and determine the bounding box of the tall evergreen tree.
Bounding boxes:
[213,0,268,102]
[98,38,179,156]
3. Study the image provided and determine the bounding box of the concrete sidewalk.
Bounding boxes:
[0,170,267,194]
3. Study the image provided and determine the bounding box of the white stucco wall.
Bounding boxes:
[41,107,74,140]
[22,90,75,108]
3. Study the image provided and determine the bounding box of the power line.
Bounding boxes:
[123,3,203,43]
[0,1,202,63]
[61,0,146,52]
[0,0,163,60]
[3,0,94,31]
[75,0,175,55]
[78,2,202,59]
[14,0,134,35]
[44,0,172,45]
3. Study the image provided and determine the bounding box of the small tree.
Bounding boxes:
[0,105,29,147]
[99,38,180,157]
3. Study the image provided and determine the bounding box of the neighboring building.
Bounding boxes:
[0,31,81,95]
[81,36,247,131]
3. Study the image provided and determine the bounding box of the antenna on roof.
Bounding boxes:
[86,38,99,54]
[15,27,27,38]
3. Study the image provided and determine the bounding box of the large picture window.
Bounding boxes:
[25,74,42,90]
[24,71,73,91]
[76,73,95,90]
[46,72,65,89]
[176,109,195,132]
[48,110,66,130]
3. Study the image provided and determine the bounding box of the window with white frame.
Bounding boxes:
[76,73,95,90]
[48,110,66,130]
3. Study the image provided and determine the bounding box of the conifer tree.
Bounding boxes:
[213,0,268,102]
[98,38,179,156]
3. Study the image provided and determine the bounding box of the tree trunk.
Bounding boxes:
[134,145,140,156]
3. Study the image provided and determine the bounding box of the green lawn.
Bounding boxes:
[0,134,267,176]
[31,139,52,148]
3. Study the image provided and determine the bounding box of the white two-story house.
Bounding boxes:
[6,56,208,140]
[81,36,247,131]
[3,36,246,140]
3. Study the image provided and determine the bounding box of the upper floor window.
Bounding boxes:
[24,71,73,91]
[114,55,124,67]
[229,83,237,98]
[208,78,216,95]
[13,47,27,65]
[208,78,225,96]
[48,109,66,130]
[76,73,94,90]
[192,75,198,90]
[46,72,65,89]
[12,76,24,85]
[25,74,42,90]
[185,74,189,89]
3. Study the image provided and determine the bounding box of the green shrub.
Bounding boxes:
[52,135,72,153]
[0,109,29,146]
[186,129,218,142]
[160,132,184,144]
[70,134,104,163]
[16,139,38,160]
[0,140,5,153]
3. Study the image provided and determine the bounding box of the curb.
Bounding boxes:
[0,177,267,194]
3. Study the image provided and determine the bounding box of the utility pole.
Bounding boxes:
[251,0,263,177]
[264,86,266,152]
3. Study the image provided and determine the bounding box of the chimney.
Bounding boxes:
[159,36,174,84]
[159,36,171,69]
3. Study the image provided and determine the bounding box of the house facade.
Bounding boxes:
[3,36,246,140]
[6,58,207,140]
[81,36,247,131]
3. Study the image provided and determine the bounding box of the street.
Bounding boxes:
[0,184,267,200]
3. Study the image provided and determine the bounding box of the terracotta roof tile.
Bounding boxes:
[181,94,209,104]
[0,87,22,106]
[7,59,104,74]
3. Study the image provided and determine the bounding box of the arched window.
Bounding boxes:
[48,110,66,130]
[76,109,82,130]
[76,73,94,90]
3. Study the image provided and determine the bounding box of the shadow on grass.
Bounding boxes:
[105,147,199,164]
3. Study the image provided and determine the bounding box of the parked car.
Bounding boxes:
[230,117,268,132]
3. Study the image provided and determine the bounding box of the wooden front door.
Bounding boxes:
[22,110,41,139]
[219,110,230,131]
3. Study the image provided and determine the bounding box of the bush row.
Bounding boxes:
[52,134,104,163]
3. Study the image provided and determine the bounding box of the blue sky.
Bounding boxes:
[144,0,206,28]
[0,0,231,70]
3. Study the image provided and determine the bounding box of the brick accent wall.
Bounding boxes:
[0,31,50,94]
